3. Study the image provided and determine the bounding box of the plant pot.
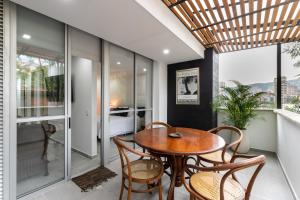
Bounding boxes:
[231,129,250,154]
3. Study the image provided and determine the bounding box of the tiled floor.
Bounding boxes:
[20,150,295,200]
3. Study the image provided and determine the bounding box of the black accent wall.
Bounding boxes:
[167,48,219,130]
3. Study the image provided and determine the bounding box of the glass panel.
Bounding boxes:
[16,6,66,196]
[136,110,152,132]
[17,119,65,196]
[281,42,300,113]
[219,46,277,108]
[136,54,153,109]
[69,27,102,176]
[109,44,134,109]
[109,111,134,159]
[17,6,65,118]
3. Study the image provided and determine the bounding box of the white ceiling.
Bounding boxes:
[11,0,205,64]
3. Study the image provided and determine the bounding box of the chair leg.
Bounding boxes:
[147,183,153,194]
[127,182,132,200]
[158,180,163,200]
[190,194,194,200]
[119,177,125,200]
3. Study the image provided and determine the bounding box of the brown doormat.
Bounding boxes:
[72,167,117,192]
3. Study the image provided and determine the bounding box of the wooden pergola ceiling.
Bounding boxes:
[162,0,300,53]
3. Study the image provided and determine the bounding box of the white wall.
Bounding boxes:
[71,57,97,157]
[276,110,300,200]
[218,109,277,152]
[153,61,167,122]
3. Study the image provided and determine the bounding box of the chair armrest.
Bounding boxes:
[232,154,259,161]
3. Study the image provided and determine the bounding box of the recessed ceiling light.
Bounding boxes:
[22,34,31,40]
[116,61,121,65]
[143,68,147,72]
[163,49,170,55]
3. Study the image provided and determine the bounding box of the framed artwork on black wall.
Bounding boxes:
[176,67,200,105]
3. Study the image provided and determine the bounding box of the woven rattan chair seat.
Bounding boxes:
[190,172,245,200]
[123,159,162,180]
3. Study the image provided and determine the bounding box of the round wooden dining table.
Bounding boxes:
[134,127,226,200]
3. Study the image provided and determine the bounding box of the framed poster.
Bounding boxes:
[176,67,200,105]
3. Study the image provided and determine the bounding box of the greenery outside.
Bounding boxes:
[214,81,265,130]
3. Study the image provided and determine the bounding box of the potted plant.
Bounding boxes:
[214,81,265,153]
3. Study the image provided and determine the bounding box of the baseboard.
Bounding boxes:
[276,154,299,200]
[71,147,98,159]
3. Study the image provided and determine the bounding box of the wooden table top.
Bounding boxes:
[134,127,225,155]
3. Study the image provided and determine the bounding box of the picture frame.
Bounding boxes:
[176,67,200,105]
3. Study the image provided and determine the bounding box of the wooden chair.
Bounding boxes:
[197,126,243,166]
[145,121,172,174]
[113,136,164,200]
[183,154,266,200]
[145,121,172,129]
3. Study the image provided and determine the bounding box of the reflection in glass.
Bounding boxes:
[136,54,153,109]
[136,110,152,132]
[17,6,65,118]
[109,44,134,109]
[109,111,135,159]
[17,119,65,196]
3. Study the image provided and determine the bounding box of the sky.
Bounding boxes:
[219,43,300,87]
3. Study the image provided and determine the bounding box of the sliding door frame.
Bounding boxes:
[7,4,69,198]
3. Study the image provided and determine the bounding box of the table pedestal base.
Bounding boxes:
[167,155,186,200]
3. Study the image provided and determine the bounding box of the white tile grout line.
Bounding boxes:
[276,153,299,200]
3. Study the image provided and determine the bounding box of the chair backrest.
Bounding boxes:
[208,125,243,162]
[184,154,265,200]
[220,155,265,200]
[113,136,147,178]
[145,121,172,129]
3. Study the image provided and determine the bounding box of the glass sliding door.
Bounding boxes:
[69,27,102,176]
[108,44,135,159]
[16,6,66,196]
[135,54,153,131]
[106,44,153,161]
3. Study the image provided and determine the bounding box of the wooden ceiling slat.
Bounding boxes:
[283,10,300,42]
[168,0,207,45]
[260,0,272,47]
[163,0,208,47]
[255,0,263,47]
[271,1,290,44]
[278,1,299,42]
[240,0,249,49]
[222,0,239,50]
[195,0,225,52]
[230,0,244,50]
[180,1,210,45]
[290,24,300,41]
[266,0,281,45]
[163,0,300,53]
[207,24,298,45]
[203,0,231,52]
[213,0,236,51]
[249,0,254,47]
[186,0,222,52]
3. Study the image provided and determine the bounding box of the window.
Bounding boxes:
[281,42,300,113]
[219,46,277,108]
[17,6,65,118]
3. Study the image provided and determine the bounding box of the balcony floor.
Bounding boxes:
[20,150,294,200]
